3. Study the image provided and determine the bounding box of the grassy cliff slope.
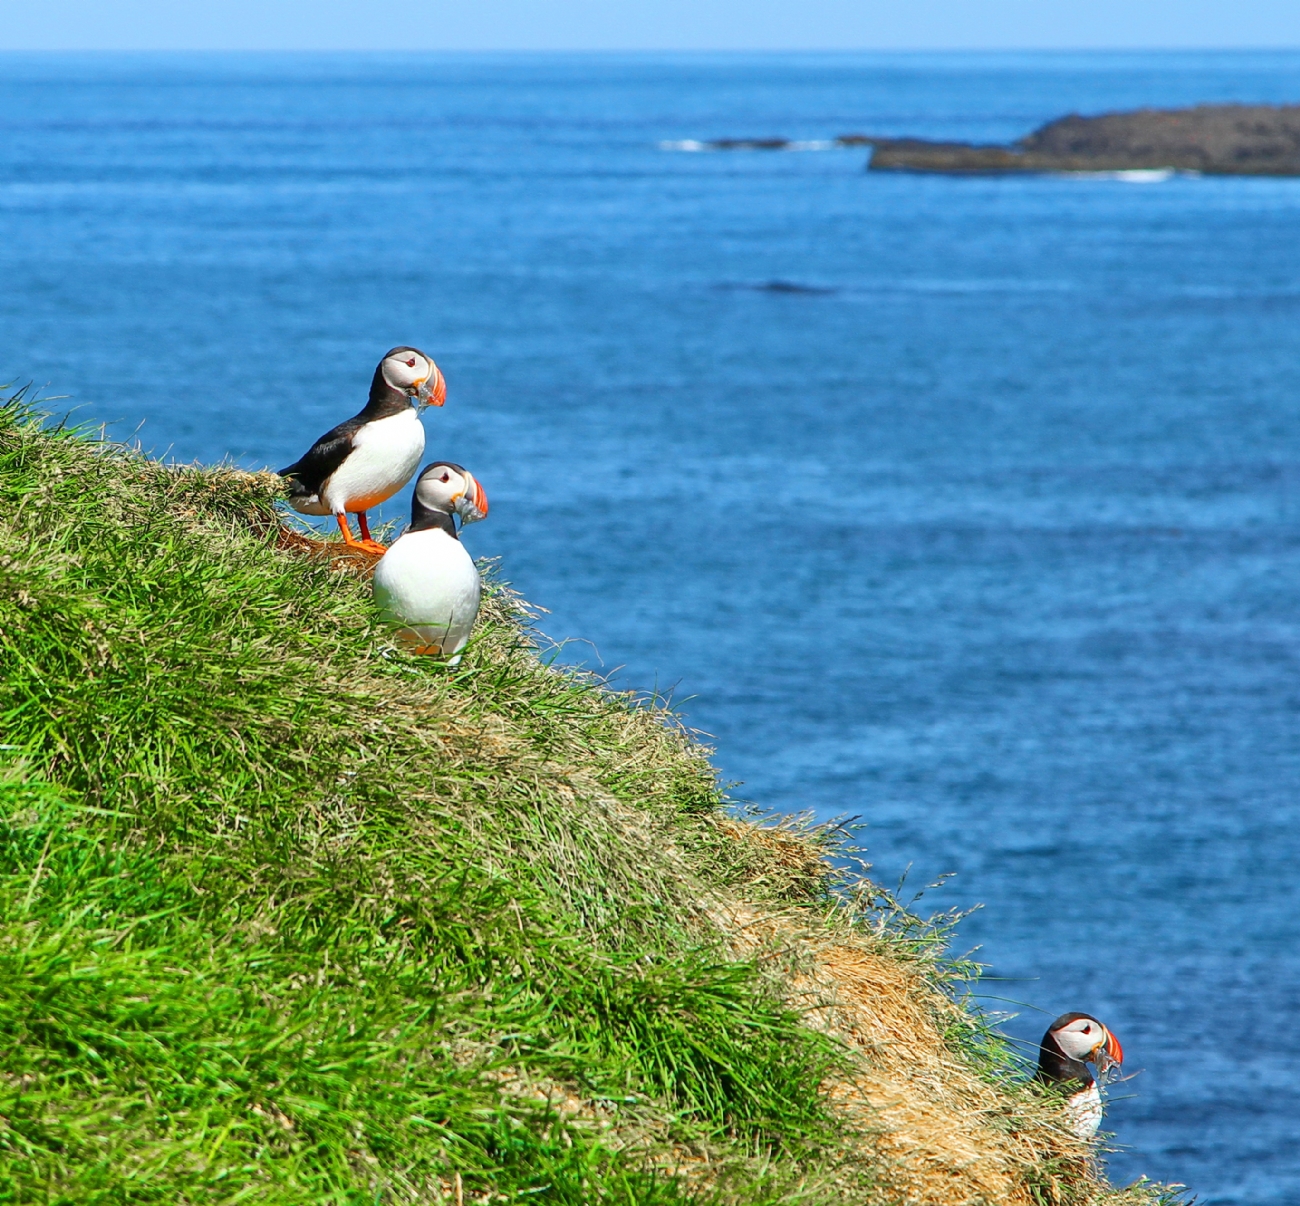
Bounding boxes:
[0,392,1172,1205]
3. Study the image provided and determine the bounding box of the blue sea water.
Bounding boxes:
[3,50,1300,1203]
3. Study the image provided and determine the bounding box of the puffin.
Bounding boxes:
[1036,1012,1124,1140]
[372,461,489,663]
[279,346,446,554]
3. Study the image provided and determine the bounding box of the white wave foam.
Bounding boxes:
[1058,168,1186,183]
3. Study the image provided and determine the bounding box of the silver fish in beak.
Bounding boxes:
[454,473,488,525]
[414,364,447,410]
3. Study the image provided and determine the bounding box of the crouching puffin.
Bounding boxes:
[372,462,489,663]
[279,346,446,554]
[1036,1012,1124,1140]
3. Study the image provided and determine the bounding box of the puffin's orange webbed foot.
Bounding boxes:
[412,643,445,657]
[334,513,384,557]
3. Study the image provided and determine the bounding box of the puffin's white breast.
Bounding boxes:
[322,409,425,515]
[1065,1083,1103,1140]
[373,528,482,660]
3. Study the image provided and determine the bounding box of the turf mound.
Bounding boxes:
[0,390,1173,1204]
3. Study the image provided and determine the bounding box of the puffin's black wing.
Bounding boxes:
[278,414,365,495]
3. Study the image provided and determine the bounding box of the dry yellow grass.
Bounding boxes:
[697,820,1130,1206]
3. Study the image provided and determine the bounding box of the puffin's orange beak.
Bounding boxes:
[471,476,488,517]
[426,365,447,407]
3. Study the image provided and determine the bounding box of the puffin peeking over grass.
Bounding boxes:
[1036,1012,1124,1140]
[373,461,489,664]
[279,346,446,554]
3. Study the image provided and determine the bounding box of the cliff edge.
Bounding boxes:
[0,389,1174,1205]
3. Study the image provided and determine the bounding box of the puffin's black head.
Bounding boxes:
[369,346,446,409]
[1037,1012,1124,1087]
[410,461,489,532]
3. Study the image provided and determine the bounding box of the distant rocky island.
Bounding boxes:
[697,104,1300,175]
[855,103,1300,174]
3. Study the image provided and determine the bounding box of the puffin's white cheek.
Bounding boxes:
[383,362,417,390]
[1057,1030,1096,1060]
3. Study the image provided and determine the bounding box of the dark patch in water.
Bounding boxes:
[717,279,838,295]
[706,137,790,150]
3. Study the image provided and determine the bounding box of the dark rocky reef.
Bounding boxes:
[845,104,1300,175]
[704,137,793,150]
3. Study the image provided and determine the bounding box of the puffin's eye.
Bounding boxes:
[406,358,417,367]
[440,474,450,483]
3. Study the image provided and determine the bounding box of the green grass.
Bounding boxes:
[0,390,851,1204]
[0,775,815,1204]
[0,388,1173,1205]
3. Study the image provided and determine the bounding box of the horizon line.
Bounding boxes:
[3,45,1300,55]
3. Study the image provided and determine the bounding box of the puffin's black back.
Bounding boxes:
[278,417,366,495]
[1036,1012,1097,1090]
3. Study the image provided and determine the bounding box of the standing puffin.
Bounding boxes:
[279,346,446,554]
[1036,1012,1124,1140]
[373,461,489,663]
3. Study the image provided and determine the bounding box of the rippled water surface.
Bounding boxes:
[4,50,1300,1204]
